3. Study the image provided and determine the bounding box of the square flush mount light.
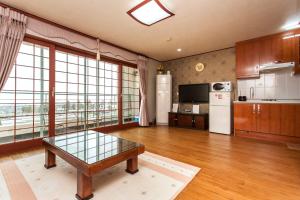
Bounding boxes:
[127,0,174,26]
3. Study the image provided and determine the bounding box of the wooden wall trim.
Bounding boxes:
[93,123,139,133]
[0,139,43,156]
[163,46,234,62]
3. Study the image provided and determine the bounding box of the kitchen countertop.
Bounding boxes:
[233,100,300,104]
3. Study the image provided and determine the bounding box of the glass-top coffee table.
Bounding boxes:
[43,130,145,200]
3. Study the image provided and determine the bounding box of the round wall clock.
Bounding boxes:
[195,63,205,72]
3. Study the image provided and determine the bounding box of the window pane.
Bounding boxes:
[122,66,139,124]
[19,42,34,54]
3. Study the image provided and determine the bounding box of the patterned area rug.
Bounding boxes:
[287,143,300,151]
[0,151,200,200]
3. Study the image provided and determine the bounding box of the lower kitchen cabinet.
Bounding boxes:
[296,105,300,137]
[234,103,256,132]
[280,104,296,137]
[234,103,300,143]
[256,104,271,133]
[269,104,281,134]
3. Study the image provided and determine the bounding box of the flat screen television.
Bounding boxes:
[179,83,209,103]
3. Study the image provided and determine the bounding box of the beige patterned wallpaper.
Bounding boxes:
[163,47,236,113]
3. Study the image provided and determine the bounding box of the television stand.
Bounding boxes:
[168,112,208,130]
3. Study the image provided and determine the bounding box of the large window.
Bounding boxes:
[0,39,139,144]
[0,42,49,143]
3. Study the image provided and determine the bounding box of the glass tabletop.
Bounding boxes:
[43,130,141,164]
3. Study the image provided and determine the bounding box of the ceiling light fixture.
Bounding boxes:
[283,0,300,30]
[177,48,182,52]
[283,22,300,30]
[127,0,174,26]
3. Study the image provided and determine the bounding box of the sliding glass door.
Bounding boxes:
[0,38,140,144]
[122,66,140,124]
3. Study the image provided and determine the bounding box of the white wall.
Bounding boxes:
[237,69,300,99]
[146,59,160,123]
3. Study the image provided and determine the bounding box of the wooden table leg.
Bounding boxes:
[76,170,94,200]
[44,149,56,169]
[126,156,139,174]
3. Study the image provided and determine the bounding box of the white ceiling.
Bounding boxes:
[1,0,299,61]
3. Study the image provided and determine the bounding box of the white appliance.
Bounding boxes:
[259,62,295,72]
[211,81,232,92]
[156,74,172,125]
[209,82,232,134]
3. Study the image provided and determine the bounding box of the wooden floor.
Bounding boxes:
[1,126,300,200]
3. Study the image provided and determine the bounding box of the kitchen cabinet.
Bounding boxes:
[236,40,260,79]
[269,104,281,134]
[234,103,256,131]
[295,105,300,137]
[236,28,300,78]
[234,103,300,142]
[294,35,300,74]
[259,35,282,65]
[259,33,296,64]
[281,33,298,63]
[256,104,271,133]
[280,104,296,136]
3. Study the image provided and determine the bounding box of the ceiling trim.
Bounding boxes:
[162,46,235,63]
[0,2,156,60]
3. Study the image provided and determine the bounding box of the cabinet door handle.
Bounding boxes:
[257,104,261,114]
[252,104,256,114]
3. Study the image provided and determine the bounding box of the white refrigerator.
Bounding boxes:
[209,92,231,134]
[156,74,172,125]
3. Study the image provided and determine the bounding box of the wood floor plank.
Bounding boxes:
[111,126,300,200]
[1,126,300,200]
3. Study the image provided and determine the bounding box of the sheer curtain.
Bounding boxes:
[137,56,149,126]
[0,7,27,91]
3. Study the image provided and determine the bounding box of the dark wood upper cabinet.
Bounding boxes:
[281,34,297,63]
[236,40,260,79]
[236,28,300,78]
[294,34,300,74]
[259,35,282,65]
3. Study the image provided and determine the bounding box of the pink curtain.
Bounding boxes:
[0,7,27,92]
[137,56,149,126]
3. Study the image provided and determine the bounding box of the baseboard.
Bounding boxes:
[0,138,43,156]
[235,130,300,144]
